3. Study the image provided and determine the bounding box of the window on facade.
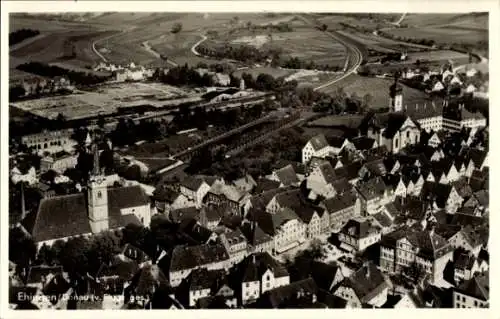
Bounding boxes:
[97,191,102,199]
[266,282,270,288]
[395,138,398,148]
[246,282,250,288]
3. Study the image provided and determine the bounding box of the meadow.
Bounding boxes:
[319,74,430,109]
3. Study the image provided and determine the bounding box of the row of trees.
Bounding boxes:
[197,41,277,64]
[280,57,342,72]
[17,62,111,86]
[11,216,199,281]
[155,64,215,87]
[9,28,40,46]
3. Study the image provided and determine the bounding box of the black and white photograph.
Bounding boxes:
[2,1,493,313]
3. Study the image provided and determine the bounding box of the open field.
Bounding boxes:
[320,74,430,109]
[398,13,487,29]
[9,82,196,120]
[385,26,488,46]
[314,14,400,29]
[92,13,298,65]
[9,29,119,69]
[337,30,431,53]
[201,28,346,67]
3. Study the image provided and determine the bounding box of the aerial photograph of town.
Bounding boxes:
[6,10,489,310]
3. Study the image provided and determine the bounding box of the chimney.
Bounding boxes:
[252,254,256,265]
[366,263,371,279]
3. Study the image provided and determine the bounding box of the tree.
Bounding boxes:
[9,227,37,270]
[59,236,92,277]
[171,22,183,34]
[97,114,106,129]
[37,243,57,266]
[86,231,122,274]
[122,164,142,181]
[362,93,373,112]
[403,262,424,285]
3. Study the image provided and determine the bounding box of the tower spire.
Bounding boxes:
[92,144,100,176]
[91,132,101,177]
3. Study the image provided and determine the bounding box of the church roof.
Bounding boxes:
[23,185,148,243]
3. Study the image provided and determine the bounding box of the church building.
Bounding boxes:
[21,142,152,248]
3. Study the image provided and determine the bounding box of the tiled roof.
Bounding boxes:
[170,207,199,224]
[240,221,274,246]
[188,268,226,291]
[308,134,330,151]
[208,183,247,203]
[201,204,225,222]
[364,159,387,176]
[254,178,281,194]
[264,278,318,308]
[121,243,150,264]
[327,136,347,148]
[180,176,205,191]
[318,162,337,184]
[275,165,299,186]
[341,218,380,239]
[460,225,488,248]
[351,136,376,150]
[234,252,288,283]
[323,191,357,214]
[373,211,393,228]
[456,272,489,301]
[345,261,388,303]
[421,182,453,208]
[221,228,247,247]
[309,261,342,291]
[381,227,452,259]
[331,178,353,194]
[246,186,296,213]
[180,219,214,244]
[152,187,180,203]
[127,264,169,298]
[170,243,229,272]
[406,103,443,121]
[334,161,363,182]
[356,177,388,201]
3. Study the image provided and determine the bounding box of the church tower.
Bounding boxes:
[87,141,109,233]
[389,76,403,112]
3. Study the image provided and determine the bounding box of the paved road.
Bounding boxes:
[142,41,178,67]
[191,35,208,56]
[296,15,364,92]
[91,29,129,63]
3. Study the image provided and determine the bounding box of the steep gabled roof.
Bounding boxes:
[456,272,489,301]
[351,136,376,151]
[170,243,229,272]
[307,134,330,151]
[275,164,299,186]
[344,262,389,303]
[323,190,357,214]
[24,185,147,243]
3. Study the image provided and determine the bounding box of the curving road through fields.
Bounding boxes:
[295,15,364,92]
